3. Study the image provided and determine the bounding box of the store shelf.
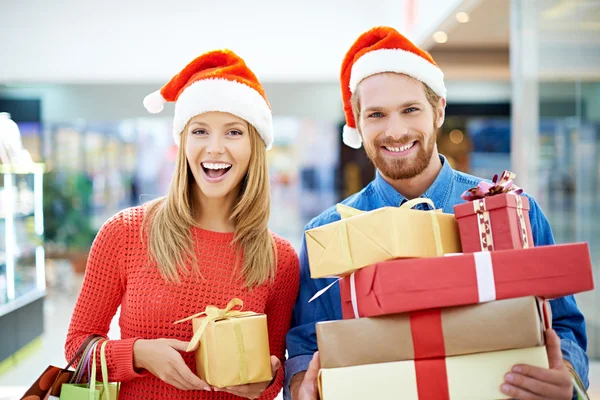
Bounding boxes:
[0,288,45,318]
[0,289,45,364]
[0,211,35,220]
[0,163,45,175]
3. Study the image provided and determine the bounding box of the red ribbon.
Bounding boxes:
[410,310,450,400]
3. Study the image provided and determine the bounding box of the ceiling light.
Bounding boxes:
[433,31,448,44]
[449,129,464,144]
[456,12,470,23]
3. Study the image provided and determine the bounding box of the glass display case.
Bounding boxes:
[0,162,45,310]
[0,162,45,365]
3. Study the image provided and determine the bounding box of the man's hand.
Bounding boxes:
[501,329,573,399]
[293,352,320,400]
[217,356,280,399]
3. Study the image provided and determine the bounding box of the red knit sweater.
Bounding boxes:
[65,206,300,400]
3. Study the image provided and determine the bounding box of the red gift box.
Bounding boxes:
[454,193,534,253]
[341,243,594,319]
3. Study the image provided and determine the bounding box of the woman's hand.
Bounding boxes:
[216,355,281,399]
[133,338,210,391]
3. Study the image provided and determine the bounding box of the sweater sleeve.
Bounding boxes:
[64,211,147,383]
[261,237,300,399]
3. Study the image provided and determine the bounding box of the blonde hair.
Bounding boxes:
[143,121,276,288]
[350,75,441,127]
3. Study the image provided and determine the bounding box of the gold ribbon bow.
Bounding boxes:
[174,298,256,352]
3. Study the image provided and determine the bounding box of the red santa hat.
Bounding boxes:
[143,49,273,149]
[340,26,447,149]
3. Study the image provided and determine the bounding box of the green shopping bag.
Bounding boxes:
[60,340,119,400]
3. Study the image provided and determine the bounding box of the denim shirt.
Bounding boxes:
[284,155,589,399]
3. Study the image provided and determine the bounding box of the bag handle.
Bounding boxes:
[88,340,112,400]
[88,340,100,400]
[65,334,103,370]
[71,336,103,383]
[47,334,104,395]
[100,341,111,399]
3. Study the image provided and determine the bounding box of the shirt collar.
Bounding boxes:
[373,154,454,210]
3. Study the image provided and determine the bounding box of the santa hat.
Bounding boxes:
[340,26,447,149]
[143,49,273,149]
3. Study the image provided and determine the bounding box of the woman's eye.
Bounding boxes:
[192,129,207,136]
[228,130,243,136]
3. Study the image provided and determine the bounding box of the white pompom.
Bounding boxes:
[342,125,363,149]
[143,90,166,114]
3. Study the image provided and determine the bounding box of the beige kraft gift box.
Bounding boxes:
[316,297,548,368]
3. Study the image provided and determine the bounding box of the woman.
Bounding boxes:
[65,49,300,399]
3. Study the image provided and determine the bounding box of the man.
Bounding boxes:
[284,26,589,400]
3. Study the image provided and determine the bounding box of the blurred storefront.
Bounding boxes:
[510,0,600,359]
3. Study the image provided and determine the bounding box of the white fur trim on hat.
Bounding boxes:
[172,79,273,149]
[342,125,363,149]
[143,90,166,114]
[349,48,447,98]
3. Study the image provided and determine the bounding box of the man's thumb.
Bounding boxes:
[305,352,321,387]
[545,329,565,369]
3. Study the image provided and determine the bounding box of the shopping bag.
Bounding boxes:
[20,335,102,400]
[59,340,119,400]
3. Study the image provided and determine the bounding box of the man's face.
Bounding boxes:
[356,72,444,180]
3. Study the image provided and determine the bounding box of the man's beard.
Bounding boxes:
[364,127,437,180]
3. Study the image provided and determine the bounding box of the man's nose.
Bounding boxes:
[385,113,409,140]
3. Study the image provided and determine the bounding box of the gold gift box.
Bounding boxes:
[319,346,548,400]
[306,200,462,278]
[175,299,272,388]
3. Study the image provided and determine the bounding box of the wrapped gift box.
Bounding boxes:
[317,297,548,368]
[306,201,461,278]
[191,315,272,388]
[174,299,272,388]
[340,243,593,319]
[454,193,534,253]
[318,346,548,400]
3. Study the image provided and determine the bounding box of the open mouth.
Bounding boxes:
[201,162,232,181]
[382,141,417,155]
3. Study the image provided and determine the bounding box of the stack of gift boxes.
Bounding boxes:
[307,171,595,400]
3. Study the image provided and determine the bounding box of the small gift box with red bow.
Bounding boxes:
[453,170,534,253]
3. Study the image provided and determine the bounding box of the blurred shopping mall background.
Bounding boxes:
[1,0,600,398]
